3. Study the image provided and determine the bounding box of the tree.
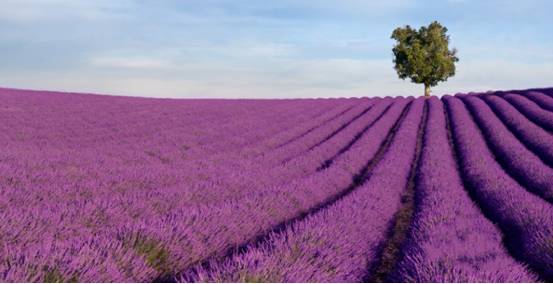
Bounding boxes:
[391,21,458,97]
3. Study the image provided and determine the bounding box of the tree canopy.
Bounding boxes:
[391,21,458,97]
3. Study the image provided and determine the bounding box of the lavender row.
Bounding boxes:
[520,91,553,112]
[279,98,393,173]
[183,100,375,199]
[116,98,411,277]
[523,87,553,98]
[0,92,376,220]
[480,94,553,168]
[444,95,553,279]
[167,99,389,206]
[259,99,377,166]
[0,88,320,158]
[460,95,553,203]
[540,88,553,97]
[393,97,536,282]
[0,90,352,208]
[222,99,357,159]
[181,99,344,158]
[0,90,357,281]
[0,89,350,164]
[502,93,553,132]
[182,98,425,282]
[265,101,357,150]
[187,100,362,196]
[202,98,386,195]
[179,98,357,191]
[0,98,410,281]
[193,98,386,202]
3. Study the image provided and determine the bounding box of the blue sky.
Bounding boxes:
[1,0,552,98]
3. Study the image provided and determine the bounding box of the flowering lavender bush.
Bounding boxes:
[461,95,553,202]
[393,97,536,282]
[522,91,553,111]
[444,95,553,279]
[503,92,553,132]
[481,94,553,167]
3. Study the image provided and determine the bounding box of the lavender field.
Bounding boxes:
[1,87,552,282]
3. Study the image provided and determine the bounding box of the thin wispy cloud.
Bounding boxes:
[0,0,551,98]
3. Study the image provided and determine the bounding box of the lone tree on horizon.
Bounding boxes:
[391,21,458,97]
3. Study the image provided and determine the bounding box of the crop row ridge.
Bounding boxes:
[170,101,414,283]
[279,102,375,165]
[306,102,375,152]
[462,95,553,204]
[275,104,356,149]
[443,99,548,282]
[317,103,394,171]
[479,94,553,169]
[365,100,427,282]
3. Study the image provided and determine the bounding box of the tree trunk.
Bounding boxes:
[424,84,431,98]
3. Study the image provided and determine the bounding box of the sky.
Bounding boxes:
[1,0,552,99]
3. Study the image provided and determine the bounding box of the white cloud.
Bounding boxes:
[247,44,297,57]
[0,0,133,23]
[89,56,174,70]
